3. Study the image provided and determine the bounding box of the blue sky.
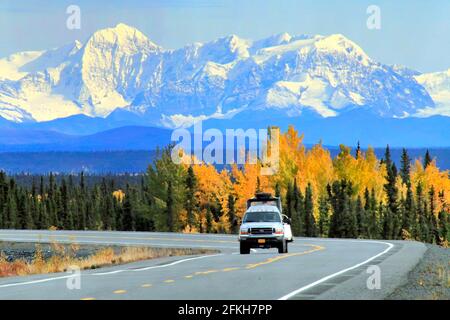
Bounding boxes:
[0,0,449,73]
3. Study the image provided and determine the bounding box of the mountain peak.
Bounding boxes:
[0,24,447,125]
[275,32,292,43]
[314,33,371,63]
[87,23,160,52]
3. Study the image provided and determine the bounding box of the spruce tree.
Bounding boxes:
[367,188,379,238]
[356,195,367,238]
[227,194,238,234]
[166,181,175,232]
[328,182,341,238]
[423,150,432,168]
[383,145,399,239]
[304,183,316,237]
[185,166,198,232]
[355,141,361,160]
[437,209,449,244]
[122,192,135,231]
[400,148,411,186]
[437,191,449,244]
[318,194,330,237]
[39,200,49,230]
[402,184,415,233]
[428,186,439,244]
[205,207,213,233]
[342,181,357,238]
[291,180,304,236]
[5,193,17,229]
[0,200,3,229]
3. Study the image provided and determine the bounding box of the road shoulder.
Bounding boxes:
[312,241,428,300]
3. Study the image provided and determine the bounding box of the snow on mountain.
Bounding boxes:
[0,51,44,81]
[415,69,450,117]
[0,23,446,127]
[0,23,162,122]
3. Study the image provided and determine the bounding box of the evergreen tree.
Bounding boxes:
[400,148,411,186]
[383,145,399,239]
[318,194,330,237]
[402,184,415,233]
[0,201,3,229]
[356,195,367,238]
[366,188,379,238]
[423,150,432,168]
[166,181,175,232]
[5,193,17,229]
[437,191,449,244]
[205,207,213,233]
[304,183,316,237]
[290,180,304,236]
[146,145,186,232]
[17,190,33,229]
[185,166,198,232]
[227,194,238,234]
[38,200,49,230]
[428,186,439,244]
[355,141,361,159]
[329,180,357,238]
[122,192,135,231]
[416,182,430,242]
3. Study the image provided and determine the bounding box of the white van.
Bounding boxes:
[238,193,293,254]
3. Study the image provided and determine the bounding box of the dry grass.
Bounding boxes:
[0,243,213,278]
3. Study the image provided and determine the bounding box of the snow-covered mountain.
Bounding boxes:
[415,69,450,117]
[0,23,448,127]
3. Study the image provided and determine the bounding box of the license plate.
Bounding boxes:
[258,239,266,244]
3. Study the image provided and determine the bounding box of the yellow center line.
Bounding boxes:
[141,284,152,288]
[194,269,220,275]
[113,289,127,294]
[245,245,325,269]
[164,279,175,283]
[81,297,96,300]
[183,244,325,279]
[222,267,240,272]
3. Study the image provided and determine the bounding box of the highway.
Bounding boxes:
[0,230,427,300]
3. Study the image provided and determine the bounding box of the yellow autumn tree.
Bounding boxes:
[193,163,232,233]
[411,160,450,212]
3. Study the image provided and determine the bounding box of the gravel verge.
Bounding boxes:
[387,244,449,300]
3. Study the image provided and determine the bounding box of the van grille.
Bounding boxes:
[249,228,273,235]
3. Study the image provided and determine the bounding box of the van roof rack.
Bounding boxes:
[247,192,282,214]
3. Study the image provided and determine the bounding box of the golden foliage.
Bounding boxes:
[185,127,450,234]
[112,189,125,203]
[411,160,450,212]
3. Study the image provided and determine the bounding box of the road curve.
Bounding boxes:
[0,230,427,300]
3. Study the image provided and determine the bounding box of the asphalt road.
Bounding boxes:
[0,230,427,300]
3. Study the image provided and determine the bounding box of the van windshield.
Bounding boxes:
[243,211,281,223]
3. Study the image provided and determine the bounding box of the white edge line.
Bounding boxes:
[0,275,74,289]
[92,253,224,275]
[278,240,395,300]
[0,254,224,287]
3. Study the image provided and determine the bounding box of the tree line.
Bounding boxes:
[0,126,448,245]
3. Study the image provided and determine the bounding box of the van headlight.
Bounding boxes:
[274,227,284,235]
[240,228,249,235]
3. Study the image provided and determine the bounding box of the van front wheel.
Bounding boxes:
[278,240,288,254]
[240,242,250,254]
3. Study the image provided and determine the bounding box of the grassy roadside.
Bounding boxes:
[387,244,450,300]
[0,241,216,278]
